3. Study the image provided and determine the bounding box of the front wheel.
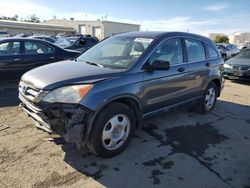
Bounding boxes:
[87,103,136,157]
[198,82,218,114]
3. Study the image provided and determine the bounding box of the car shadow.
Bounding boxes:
[0,80,20,107]
[57,99,250,188]
[231,79,250,86]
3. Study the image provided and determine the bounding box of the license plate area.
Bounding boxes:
[233,70,243,76]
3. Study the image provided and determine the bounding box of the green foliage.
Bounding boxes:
[214,35,229,43]
[25,14,40,23]
[0,14,18,21]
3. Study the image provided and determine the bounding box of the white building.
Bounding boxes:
[228,32,250,45]
[44,19,140,39]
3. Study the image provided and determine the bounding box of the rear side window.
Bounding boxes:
[206,45,219,58]
[0,41,20,55]
[185,38,205,62]
[24,41,53,54]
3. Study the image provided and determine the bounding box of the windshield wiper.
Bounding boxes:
[85,61,104,68]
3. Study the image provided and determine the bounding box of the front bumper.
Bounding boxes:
[223,69,250,80]
[19,93,92,145]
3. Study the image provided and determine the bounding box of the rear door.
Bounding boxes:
[143,37,190,114]
[0,40,23,80]
[183,38,216,98]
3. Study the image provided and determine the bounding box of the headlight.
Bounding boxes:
[223,64,232,69]
[42,84,93,103]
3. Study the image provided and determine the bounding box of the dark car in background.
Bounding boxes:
[54,35,99,52]
[0,38,81,80]
[19,31,224,157]
[0,30,10,38]
[216,43,240,60]
[223,48,250,80]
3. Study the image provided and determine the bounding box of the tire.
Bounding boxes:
[198,82,218,114]
[87,102,136,157]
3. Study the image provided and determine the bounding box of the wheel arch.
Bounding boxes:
[84,95,143,143]
[208,78,222,97]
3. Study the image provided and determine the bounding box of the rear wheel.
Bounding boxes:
[198,82,218,114]
[88,103,136,157]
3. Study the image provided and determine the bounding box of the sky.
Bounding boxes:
[1,0,250,35]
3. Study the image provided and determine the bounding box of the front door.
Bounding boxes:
[143,38,190,114]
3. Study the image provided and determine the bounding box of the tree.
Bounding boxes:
[0,15,18,21]
[214,35,229,43]
[25,14,40,23]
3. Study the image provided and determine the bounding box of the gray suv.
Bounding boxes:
[19,32,224,157]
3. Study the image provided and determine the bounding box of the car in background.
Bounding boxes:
[223,48,250,80]
[0,38,81,80]
[19,31,224,157]
[14,33,33,38]
[28,36,56,43]
[238,42,250,50]
[216,43,240,60]
[54,35,99,52]
[0,31,10,38]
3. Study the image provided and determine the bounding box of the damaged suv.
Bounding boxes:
[19,32,224,157]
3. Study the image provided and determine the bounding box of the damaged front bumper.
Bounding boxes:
[19,93,92,146]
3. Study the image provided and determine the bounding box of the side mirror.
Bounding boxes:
[145,60,170,71]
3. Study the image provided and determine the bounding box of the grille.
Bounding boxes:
[233,65,250,71]
[240,66,250,70]
[232,65,240,70]
[19,82,45,103]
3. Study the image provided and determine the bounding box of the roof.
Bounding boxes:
[0,20,75,32]
[45,19,140,27]
[0,37,54,43]
[115,31,213,42]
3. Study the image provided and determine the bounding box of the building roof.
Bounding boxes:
[0,20,75,32]
[45,19,140,27]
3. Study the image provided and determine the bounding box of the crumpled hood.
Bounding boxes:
[226,58,250,66]
[21,60,123,90]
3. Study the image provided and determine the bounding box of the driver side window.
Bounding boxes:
[148,38,183,66]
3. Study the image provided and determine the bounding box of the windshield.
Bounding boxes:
[235,49,250,59]
[216,45,226,51]
[77,36,154,69]
[54,37,79,48]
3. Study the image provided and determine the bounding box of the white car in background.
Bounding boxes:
[216,43,240,60]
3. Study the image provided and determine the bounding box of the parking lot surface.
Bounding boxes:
[0,80,250,188]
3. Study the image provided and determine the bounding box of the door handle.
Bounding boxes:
[14,58,20,61]
[49,57,55,59]
[205,62,210,67]
[177,67,185,72]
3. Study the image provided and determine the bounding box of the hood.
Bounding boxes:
[226,57,250,66]
[21,60,124,90]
